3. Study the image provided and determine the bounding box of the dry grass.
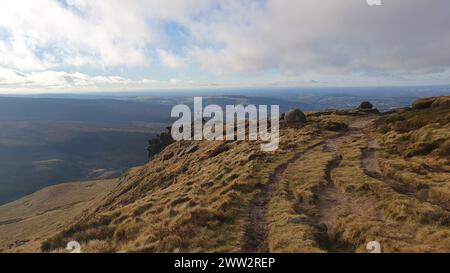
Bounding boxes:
[0,179,117,252]
[39,116,342,253]
[7,96,449,253]
[330,135,450,252]
[370,96,450,211]
[41,139,263,252]
[267,147,335,253]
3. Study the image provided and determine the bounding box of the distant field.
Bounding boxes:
[0,121,166,204]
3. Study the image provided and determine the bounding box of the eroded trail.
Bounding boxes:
[241,162,288,252]
[317,154,353,253]
[243,115,448,253]
[242,142,323,253]
[316,119,380,252]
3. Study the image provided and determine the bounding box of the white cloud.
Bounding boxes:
[186,0,450,76]
[0,67,155,89]
[171,78,194,84]
[0,67,205,93]
[0,0,211,71]
[158,49,185,69]
[1,0,450,91]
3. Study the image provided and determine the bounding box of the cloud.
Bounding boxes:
[0,67,154,89]
[169,78,195,85]
[0,67,205,93]
[1,0,450,91]
[158,49,185,69]
[0,0,211,71]
[185,0,450,76]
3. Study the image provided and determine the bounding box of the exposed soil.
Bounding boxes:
[316,119,381,253]
[316,154,355,253]
[242,118,385,253]
[241,142,324,253]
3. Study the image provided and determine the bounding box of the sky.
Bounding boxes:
[0,0,449,94]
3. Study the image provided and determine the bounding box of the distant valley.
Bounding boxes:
[1,86,449,204]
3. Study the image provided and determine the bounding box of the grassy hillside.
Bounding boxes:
[3,96,449,253]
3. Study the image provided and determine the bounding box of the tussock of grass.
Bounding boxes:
[331,127,450,252]
[370,97,450,211]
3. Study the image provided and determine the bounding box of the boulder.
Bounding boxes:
[358,101,373,109]
[412,97,436,110]
[284,108,307,123]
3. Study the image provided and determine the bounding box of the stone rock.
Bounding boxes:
[412,97,436,110]
[284,108,307,123]
[358,101,373,109]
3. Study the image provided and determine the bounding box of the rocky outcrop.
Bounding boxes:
[413,96,450,110]
[358,101,373,109]
[284,108,307,123]
[412,97,436,110]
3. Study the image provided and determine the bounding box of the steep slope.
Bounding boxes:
[40,115,344,253]
[10,96,450,253]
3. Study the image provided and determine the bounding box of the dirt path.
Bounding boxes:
[241,142,323,253]
[316,118,381,252]
[242,115,447,253]
[317,153,354,253]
